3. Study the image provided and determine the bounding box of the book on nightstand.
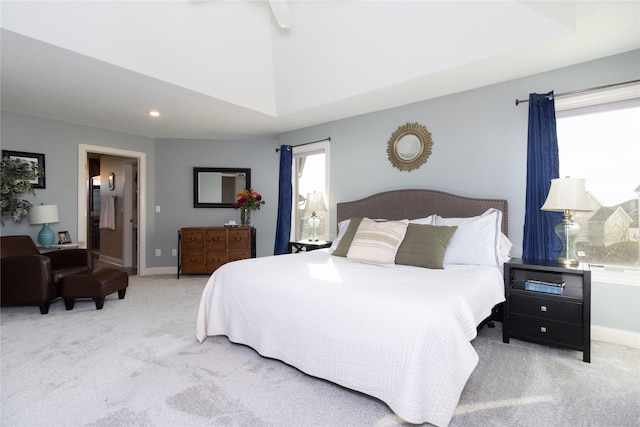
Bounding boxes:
[524,279,566,295]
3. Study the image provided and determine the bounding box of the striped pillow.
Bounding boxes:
[347,218,409,266]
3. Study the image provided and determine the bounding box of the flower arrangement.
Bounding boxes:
[233,189,264,226]
[233,188,265,211]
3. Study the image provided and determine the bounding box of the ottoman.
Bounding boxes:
[61,268,129,310]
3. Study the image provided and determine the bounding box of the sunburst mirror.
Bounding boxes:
[386,122,433,172]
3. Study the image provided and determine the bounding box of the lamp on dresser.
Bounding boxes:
[29,204,60,246]
[541,177,591,266]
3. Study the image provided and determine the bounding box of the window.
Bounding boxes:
[556,84,639,271]
[292,141,329,241]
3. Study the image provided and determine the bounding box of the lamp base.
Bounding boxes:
[38,223,56,246]
[556,257,580,267]
[554,215,582,267]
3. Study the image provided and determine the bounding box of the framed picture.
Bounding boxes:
[1,150,46,189]
[58,231,72,244]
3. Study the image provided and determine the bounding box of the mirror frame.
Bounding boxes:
[193,167,251,208]
[386,122,433,172]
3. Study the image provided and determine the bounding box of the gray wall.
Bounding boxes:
[153,138,279,262]
[0,111,157,266]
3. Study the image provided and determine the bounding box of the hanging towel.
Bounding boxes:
[99,196,116,230]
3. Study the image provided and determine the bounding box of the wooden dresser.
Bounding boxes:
[178,227,256,278]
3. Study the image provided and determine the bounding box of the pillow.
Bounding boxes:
[409,215,436,225]
[499,232,513,264]
[434,208,503,267]
[346,218,409,266]
[330,218,353,251]
[395,224,458,269]
[331,218,363,256]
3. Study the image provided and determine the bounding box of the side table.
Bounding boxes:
[288,240,332,253]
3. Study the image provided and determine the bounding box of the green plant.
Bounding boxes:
[0,157,43,225]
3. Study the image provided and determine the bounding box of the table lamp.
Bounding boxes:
[541,177,591,266]
[304,192,327,242]
[29,204,60,246]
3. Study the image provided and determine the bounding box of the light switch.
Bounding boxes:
[155,206,161,213]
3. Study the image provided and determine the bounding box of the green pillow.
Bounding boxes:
[395,224,458,269]
[331,218,363,257]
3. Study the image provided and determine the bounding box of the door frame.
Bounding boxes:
[77,144,147,275]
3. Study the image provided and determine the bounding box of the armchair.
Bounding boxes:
[1,235,92,314]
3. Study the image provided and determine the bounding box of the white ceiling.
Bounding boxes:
[1,1,638,140]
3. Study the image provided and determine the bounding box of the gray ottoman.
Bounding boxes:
[61,268,128,310]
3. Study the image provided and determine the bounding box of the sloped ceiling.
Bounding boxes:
[1,1,638,140]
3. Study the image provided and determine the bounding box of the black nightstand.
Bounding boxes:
[503,258,591,362]
[288,240,332,253]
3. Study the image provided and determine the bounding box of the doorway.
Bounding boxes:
[77,144,147,276]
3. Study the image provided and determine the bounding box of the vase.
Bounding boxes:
[240,208,251,226]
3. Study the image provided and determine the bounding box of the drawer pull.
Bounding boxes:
[540,305,547,312]
[540,326,547,333]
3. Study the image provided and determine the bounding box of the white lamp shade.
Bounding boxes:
[304,192,327,214]
[541,178,591,212]
[29,204,60,225]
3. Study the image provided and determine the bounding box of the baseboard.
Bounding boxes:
[592,324,640,349]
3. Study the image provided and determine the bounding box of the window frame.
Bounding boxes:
[291,140,330,242]
[555,83,640,287]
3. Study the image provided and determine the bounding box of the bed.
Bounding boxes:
[196,189,509,426]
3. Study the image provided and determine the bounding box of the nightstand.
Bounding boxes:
[503,258,591,362]
[288,240,332,253]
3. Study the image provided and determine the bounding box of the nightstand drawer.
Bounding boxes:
[510,293,582,324]
[510,313,583,347]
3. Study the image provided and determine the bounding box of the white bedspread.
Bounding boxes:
[196,250,505,426]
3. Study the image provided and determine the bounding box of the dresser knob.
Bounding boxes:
[540,326,547,333]
[540,305,547,312]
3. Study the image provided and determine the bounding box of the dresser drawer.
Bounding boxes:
[510,313,583,347]
[206,251,228,273]
[181,251,205,274]
[510,293,582,324]
[206,229,227,251]
[228,229,251,250]
[181,229,204,251]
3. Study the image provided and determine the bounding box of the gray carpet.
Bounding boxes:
[1,274,638,427]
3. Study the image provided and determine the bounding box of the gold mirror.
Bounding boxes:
[387,122,433,172]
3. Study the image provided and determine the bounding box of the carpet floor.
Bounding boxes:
[1,274,638,426]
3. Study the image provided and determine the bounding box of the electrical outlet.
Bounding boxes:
[155,205,161,213]
[155,248,161,257]
[172,249,177,256]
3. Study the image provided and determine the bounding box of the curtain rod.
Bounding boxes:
[275,137,331,152]
[515,79,640,106]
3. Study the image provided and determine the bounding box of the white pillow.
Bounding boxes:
[330,218,352,250]
[435,208,503,267]
[499,232,513,264]
[347,218,409,267]
[409,215,436,225]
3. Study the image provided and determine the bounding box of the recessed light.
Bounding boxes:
[148,110,160,118]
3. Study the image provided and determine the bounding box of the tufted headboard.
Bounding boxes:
[336,189,508,235]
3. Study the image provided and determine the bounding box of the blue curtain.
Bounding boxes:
[274,145,293,255]
[522,92,563,261]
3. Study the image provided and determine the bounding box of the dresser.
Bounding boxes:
[503,258,591,362]
[178,227,256,278]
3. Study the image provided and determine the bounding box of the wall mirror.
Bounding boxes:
[387,122,433,172]
[193,167,251,208]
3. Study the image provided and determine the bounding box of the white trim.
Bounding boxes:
[78,144,148,276]
[555,82,640,111]
[592,324,640,349]
[591,266,640,287]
